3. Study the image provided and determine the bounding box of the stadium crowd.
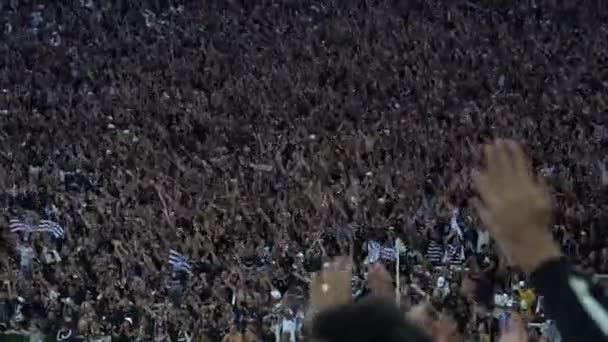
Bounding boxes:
[1,0,608,341]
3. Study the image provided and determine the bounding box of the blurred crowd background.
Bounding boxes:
[0,0,607,341]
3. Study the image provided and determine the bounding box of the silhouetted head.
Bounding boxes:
[309,296,432,342]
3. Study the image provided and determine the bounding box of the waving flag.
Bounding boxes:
[367,241,396,264]
[380,245,397,260]
[37,220,65,239]
[168,250,192,273]
[9,219,34,234]
[593,124,608,144]
[444,241,464,266]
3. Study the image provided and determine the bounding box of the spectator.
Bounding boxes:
[0,1,607,341]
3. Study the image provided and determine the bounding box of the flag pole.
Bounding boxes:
[395,238,400,306]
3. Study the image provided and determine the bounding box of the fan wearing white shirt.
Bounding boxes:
[16,243,35,279]
[432,276,450,300]
[476,229,490,254]
[280,309,297,342]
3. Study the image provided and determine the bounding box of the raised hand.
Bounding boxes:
[309,256,352,314]
[367,263,394,299]
[473,139,561,272]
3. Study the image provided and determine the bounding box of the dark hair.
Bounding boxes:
[309,297,432,342]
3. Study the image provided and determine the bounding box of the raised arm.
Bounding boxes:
[474,139,608,342]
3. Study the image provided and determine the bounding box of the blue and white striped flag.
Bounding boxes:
[593,124,608,144]
[380,246,396,260]
[367,241,396,264]
[37,220,65,239]
[444,242,464,266]
[8,219,34,234]
[168,250,192,274]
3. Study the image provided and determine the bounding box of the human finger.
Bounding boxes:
[333,256,351,273]
[505,140,533,186]
[314,269,329,296]
[309,272,321,303]
[368,263,393,296]
[484,143,502,181]
[472,172,500,210]
[310,272,332,311]
[325,271,352,305]
[493,139,515,183]
[531,173,554,223]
